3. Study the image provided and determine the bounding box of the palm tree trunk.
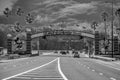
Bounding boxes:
[104,21,107,54]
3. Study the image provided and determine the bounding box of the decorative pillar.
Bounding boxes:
[7,34,12,54]
[26,28,31,54]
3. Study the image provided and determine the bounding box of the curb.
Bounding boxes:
[92,56,116,61]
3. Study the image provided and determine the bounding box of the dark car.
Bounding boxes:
[54,51,58,54]
[60,51,66,55]
[73,52,80,58]
[66,50,69,54]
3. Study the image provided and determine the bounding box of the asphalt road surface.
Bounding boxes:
[0,53,120,80]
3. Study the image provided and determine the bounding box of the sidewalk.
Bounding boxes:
[92,55,116,61]
[0,57,28,63]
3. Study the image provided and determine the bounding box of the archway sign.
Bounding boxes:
[7,29,95,55]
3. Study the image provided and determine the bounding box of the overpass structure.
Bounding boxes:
[31,30,94,39]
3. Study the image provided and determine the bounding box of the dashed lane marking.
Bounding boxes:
[14,76,31,79]
[14,76,64,80]
[99,73,103,75]
[92,69,95,72]
[110,77,116,80]
[13,65,16,67]
[58,58,68,80]
[87,67,90,69]
[2,58,58,80]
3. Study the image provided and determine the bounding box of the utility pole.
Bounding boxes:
[111,0,114,58]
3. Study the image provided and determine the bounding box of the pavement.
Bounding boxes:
[0,53,120,80]
[0,58,28,63]
[92,55,116,61]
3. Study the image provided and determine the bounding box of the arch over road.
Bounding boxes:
[31,30,94,39]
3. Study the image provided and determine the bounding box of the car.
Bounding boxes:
[60,51,67,55]
[54,51,58,54]
[66,50,69,54]
[73,52,80,58]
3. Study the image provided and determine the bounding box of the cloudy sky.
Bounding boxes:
[0,0,120,30]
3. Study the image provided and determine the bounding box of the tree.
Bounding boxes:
[101,12,109,54]
[0,29,7,47]
[115,8,120,32]
[101,12,108,39]
[91,21,98,31]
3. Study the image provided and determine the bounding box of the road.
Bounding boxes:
[0,53,120,80]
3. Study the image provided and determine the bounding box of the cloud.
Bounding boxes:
[34,15,56,23]
[57,1,98,18]
[0,0,18,15]
[100,1,120,9]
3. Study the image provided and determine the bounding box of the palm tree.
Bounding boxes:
[115,8,120,30]
[3,8,10,17]
[101,12,108,39]
[91,21,98,32]
[101,12,108,54]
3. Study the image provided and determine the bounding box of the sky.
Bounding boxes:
[0,0,120,31]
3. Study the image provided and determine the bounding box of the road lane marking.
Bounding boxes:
[110,77,116,80]
[87,67,90,69]
[33,77,64,79]
[58,58,68,80]
[99,73,103,75]
[4,67,7,69]
[13,65,16,67]
[2,58,58,80]
[92,69,95,72]
[14,77,31,79]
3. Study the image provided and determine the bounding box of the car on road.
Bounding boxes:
[60,51,67,55]
[73,51,80,58]
[54,51,58,54]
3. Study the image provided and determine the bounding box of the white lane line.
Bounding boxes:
[110,77,116,80]
[92,69,95,72]
[14,77,31,79]
[99,73,103,75]
[4,67,7,69]
[2,58,58,80]
[95,61,120,71]
[87,67,90,69]
[13,65,16,67]
[58,58,68,80]
[33,77,64,79]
